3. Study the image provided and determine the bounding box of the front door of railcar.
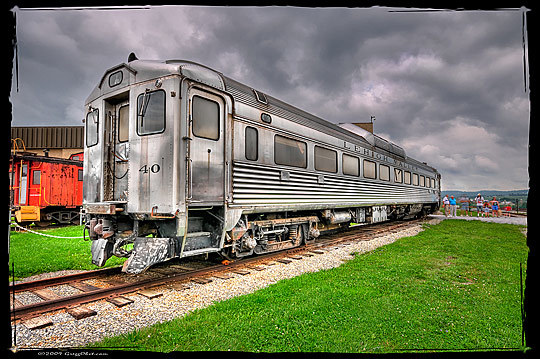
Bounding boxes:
[104,99,130,202]
[187,89,225,205]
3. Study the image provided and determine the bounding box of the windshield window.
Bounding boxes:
[137,90,165,135]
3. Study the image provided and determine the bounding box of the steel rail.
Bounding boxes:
[10,266,122,293]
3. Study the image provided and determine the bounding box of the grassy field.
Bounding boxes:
[82,219,528,353]
[8,225,125,280]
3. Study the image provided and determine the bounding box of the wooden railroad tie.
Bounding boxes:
[106,296,134,307]
[213,273,234,280]
[23,316,53,330]
[191,277,213,284]
[276,258,292,264]
[138,288,164,299]
[66,306,97,320]
[231,269,251,275]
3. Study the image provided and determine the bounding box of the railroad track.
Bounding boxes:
[10,218,426,326]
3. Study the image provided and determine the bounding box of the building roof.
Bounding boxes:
[11,126,84,149]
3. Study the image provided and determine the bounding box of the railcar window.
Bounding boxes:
[343,154,360,176]
[404,171,411,184]
[78,169,83,181]
[315,146,337,173]
[137,90,165,135]
[363,160,377,179]
[261,113,272,124]
[32,170,41,185]
[394,168,403,183]
[420,175,425,187]
[86,109,99,147]
[379,164,390,181]
[108,70,123,88]
[245,126,258,161]
[192,95,220,140]
[413,173,419,186]
[274,135,307,168]
[431,178,436,188]
[118,105,129,142]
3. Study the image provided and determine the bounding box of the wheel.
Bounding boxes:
[35,221,52,227]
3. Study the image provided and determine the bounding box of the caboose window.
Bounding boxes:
[413,173,419,186]
[404,171,411,184]
[118,105,129,142]
[32,170,41,185]
[394,168,403,183]
[315,146,337,173]
[363,160,376,179]
[274,135,307,168]
[343,154,359,176]
[192,95,220,140]
[379,164,390,181]
[86,109,99,147]
[245,126,258,161]
[137,90,165,135]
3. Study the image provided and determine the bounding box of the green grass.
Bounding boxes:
[87,219,528,353]
[9,225,126,281]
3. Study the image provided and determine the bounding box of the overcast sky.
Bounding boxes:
[10,6,530,192]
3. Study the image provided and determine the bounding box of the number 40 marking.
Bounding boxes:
[139,164,161,174]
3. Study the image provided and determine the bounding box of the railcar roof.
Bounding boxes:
[88,57,438,173]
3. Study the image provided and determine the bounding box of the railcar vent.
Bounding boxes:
[253,89,268,104]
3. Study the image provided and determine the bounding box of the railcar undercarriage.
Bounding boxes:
[85,202,437,274]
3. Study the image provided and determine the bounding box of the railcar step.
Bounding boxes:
[186,231,211,238]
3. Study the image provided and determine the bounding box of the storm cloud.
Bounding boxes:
[10,6,530,191]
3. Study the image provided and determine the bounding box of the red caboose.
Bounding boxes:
[9,152,84,226]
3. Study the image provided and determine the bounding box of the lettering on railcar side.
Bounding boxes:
[343,141,419,171]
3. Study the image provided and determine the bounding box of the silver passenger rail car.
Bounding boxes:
[83,53,441,274]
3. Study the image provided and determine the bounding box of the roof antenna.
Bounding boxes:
[128,52,138,62]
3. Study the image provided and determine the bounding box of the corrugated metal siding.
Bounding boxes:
[11,126,84,149]
[232,161,436,211]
